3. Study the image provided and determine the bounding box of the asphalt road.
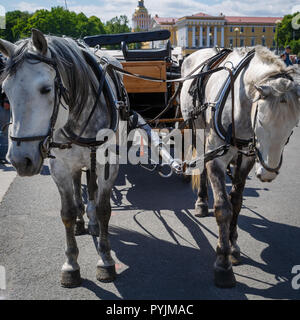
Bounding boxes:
[0,134,300,300]
[1,74,300,301]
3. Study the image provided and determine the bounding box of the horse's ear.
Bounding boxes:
[31,29,48,56]
[255,85,272,98]
[0,39,17,58]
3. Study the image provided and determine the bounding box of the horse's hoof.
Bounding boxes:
[88,223,99,236]
[96,265,117,283]
[61,270,82,288]
[75,221,86,236]
[195,204,209,218]
[214,267,236,288]
[230,250,241,266]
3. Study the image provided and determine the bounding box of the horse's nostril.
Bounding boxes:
[25,157,33,169]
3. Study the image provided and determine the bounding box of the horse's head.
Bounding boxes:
[252,75,300,182]
[0,29,57,176]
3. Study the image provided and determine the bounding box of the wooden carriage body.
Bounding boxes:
[84,30,183,128]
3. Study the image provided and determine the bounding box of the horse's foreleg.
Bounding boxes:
[85,170,100,236]
[73,170,86,236]
[50,160,82,288]
[229,156,255,265]
[95,165,119,283]
[207,159,236,288]
[195,167,209,217]
[193,131,209,218]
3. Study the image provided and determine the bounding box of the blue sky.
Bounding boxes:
[0,0,300,22]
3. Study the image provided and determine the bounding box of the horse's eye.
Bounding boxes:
[40,87,52,94]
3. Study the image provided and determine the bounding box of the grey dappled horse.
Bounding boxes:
[0,30,122,287]
[181,46,300,287]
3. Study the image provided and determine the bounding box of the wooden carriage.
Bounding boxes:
[84,30,184,130]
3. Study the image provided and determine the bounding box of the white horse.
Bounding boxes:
[180,46,300,288]
[0,29,124,287]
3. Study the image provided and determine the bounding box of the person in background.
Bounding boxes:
[280,53,286,61]
[284,45,293,67]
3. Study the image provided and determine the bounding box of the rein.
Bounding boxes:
[8,48,125,200]
[181,50,294,176]
[243,87,293,175]
[9,49,123,155]
[9,50,70,158]
[199,49,293,175]
[8,44,294,179]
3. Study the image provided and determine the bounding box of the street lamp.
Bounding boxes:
[234,27,239,48]
[262,35,265,46]
[275,19,281,55]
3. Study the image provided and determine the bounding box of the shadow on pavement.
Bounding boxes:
[113,164,196,211]
[40,165,51,176]
[82,208,300,300]
[80,164,299,300]
[237,206,300,299]
[113,165,266,212]
[83,224,241,300]
[0,163,15,172]
[81,279,122,300]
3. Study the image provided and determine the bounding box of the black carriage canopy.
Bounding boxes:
[84,30,172,62]
[83,30,171,47]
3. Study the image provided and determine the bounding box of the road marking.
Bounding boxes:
[0,164,17,203]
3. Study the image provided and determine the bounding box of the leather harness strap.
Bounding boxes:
[9,47,125,200]
[10,50,66,158]
[8,44,294,180]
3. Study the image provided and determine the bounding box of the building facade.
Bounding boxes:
[132,0,153,32]
[152,12,282,56]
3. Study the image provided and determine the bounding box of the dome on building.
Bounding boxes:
[134,1,148,15]
[134,7,148,14]
[132,0,153,31]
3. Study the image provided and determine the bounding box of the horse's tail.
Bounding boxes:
[191,147,201,191]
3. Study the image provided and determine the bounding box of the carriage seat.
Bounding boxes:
[121,40,171,62]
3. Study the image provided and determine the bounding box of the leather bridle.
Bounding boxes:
[250,101,283,175]
[9,50,70,159]
[8,46,125,201]
[249,72,294,175]
[8,48,123,160]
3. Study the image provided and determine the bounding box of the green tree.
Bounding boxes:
[105,15,130,34]
[276,12,300,53]
[86,16,106,36]
[0,10,32,42]
[28,7,79,37]
[290,39,300,57]
[0,7,107,42]
[103,15,131,49]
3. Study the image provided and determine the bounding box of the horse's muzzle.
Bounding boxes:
[255,164,278,183]
[9,153,43,177]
